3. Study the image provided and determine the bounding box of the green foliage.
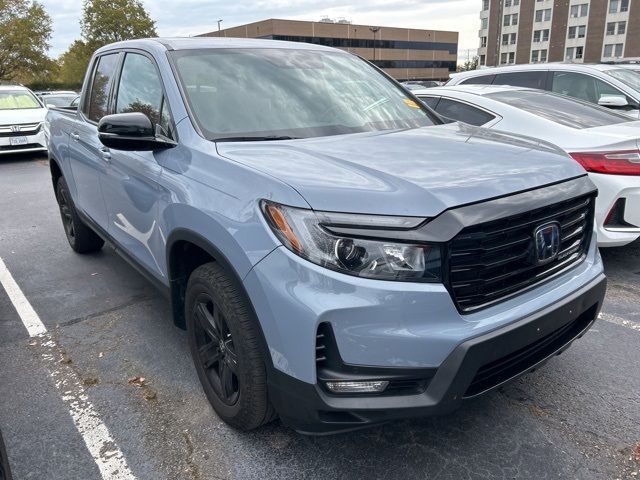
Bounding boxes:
[0,0,52,81]
[54,0,157,86]
[56,40,93,86]
[457,56,479,73]
[81,0,157,49]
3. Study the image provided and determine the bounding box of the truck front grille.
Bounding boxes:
[448,193,595,313]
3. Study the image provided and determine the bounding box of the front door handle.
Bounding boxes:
[70,132,80,141]
[100,147,111,162]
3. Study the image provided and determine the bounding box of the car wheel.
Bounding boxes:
[55,176,104,254]
[186,262,276,430]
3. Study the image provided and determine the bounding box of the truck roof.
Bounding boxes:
[96,37,338,54]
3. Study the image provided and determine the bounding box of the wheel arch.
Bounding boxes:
[49,155,63,190]
[166,229,275,372]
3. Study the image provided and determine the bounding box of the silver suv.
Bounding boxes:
[448,63,640,119]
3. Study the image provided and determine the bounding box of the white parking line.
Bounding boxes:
[0,257,136,480]
[598,312,640,332]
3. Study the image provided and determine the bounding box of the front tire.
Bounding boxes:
[186,262,275,430]
[55,176,104,254]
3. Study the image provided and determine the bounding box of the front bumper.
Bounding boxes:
[591,172,640,247]
[267,274,606,434]
[0,130,46,155]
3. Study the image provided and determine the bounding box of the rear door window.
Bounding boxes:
[418,95,440,109]
[460,74,495,85]
[551,71,631,106]
[493,71,547,89]
[86,53,120,122]
[434,98,496,126]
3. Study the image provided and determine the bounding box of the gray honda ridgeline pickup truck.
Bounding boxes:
[46,38,606,434]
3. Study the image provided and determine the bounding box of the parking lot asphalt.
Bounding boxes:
[0,154,639,480]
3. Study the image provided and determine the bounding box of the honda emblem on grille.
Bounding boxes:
[10,125,20,132]
[533,222,561,265]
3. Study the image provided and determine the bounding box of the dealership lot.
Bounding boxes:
[0,154,639,480]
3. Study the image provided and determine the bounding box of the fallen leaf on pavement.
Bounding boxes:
[128,376,146,387]
[82,377,98,387]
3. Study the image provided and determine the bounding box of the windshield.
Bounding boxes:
[171,48,437,140]
[45,95,77,107]
[606,69,640,92]
[486,90,631,129]
[0,90,41,110]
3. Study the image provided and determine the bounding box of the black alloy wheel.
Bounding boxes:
[192,294,240,406]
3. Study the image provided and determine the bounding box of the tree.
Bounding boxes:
[56,40,93,86]
[81,0,157,49]
[457,56,479,73]
[0,0,52,81]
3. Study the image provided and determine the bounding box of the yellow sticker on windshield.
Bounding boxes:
[403,99,420,109]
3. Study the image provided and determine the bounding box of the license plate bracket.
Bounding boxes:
[10,136,28,146]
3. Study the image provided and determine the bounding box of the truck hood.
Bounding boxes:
[0,108,46,126]
[216,123,588,217]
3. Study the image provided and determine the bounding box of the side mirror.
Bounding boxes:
[98,112,175,151]
[598,95,628,108]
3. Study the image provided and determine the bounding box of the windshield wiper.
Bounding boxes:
[214,135,300,142]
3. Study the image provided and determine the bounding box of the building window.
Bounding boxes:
[569,25,586,39]
[609,0,630,13]
[535,8,552,22]
[604,43,624,57]
[531,50,539,62]
[480,36,487,47]
[482,0,490,11]
[481,17,488,29]
[618,22,626,35]
[565,46,584,60]
[503,13,518,26]
[500,52,515,64]
[502,34,509,45]
[505,0,520,6]
[479,54,486,66]
[534,29,550,42]
[570,4,589,17]
[608,21,627,35]
[540,49,547,62]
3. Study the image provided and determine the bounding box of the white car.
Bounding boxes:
[0,85,47,155]
[413,85,640,247]
[447,63,640,119]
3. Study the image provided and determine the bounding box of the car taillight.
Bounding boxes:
[569,150,640,176]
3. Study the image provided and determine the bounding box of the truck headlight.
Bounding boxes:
[261,201,442,282]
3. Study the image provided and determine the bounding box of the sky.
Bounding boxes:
[41,0,479,61]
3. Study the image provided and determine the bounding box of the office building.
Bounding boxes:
[200,18,458,81]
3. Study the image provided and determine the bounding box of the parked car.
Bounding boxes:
[447,63,640,119]
[43,94,79,109]
[414,85,640,247]
[47,38,606,434]
[0,429,12,480]
[0,85,47,155]
[402,80,440,90]
[34,90,77,98]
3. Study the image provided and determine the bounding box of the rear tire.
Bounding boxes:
[186,262,276,430]
[55,176,104,254]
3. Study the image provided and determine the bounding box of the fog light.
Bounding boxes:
[325,380,389,393]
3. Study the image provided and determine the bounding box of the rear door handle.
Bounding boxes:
[100,147,111,162]
[70,132,80,141]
